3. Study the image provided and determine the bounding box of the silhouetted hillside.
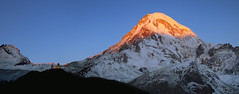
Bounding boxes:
[1,69,148,94]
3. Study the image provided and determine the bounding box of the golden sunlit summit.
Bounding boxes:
[105,12,198,54]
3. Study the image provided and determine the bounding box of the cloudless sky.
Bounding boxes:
[0,0,239,64]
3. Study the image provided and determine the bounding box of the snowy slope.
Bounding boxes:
[129,61,239,94]
[202,43,239,75]
[219,75,239,88]
[197,43,239,89]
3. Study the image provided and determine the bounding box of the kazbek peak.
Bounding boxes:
[126,12,197,39]
[102,12,199,54]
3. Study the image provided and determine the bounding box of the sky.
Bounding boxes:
[0,0,239,64]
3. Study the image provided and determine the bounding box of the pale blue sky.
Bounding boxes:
[0,0,239,64]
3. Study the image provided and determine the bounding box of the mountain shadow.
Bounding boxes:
[1,69,148,94]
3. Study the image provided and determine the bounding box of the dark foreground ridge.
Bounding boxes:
[1,69,148,94]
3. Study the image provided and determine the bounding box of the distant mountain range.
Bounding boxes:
[1,12,239,94]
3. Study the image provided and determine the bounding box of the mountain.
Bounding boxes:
[0,44,31,66]
[0,44,52,81]
[63,12,208,82]
[0,44,52,71]
[62,12,239,93]
[1,69,148,94]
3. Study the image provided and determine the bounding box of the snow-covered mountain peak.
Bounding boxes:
[70,13,207,82]
[103,12,199,54]
[0,44,52,72]
[0,44,31,66]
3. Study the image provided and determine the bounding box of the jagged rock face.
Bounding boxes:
[129,61,238,94]
[208,43,233,57]
[198,43,239,75]
[0,44,31,67]
[196,44,205,57]
[196,43,239,88]
[233,47,239,56]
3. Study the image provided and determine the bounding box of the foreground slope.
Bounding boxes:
[1,69,148,94]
